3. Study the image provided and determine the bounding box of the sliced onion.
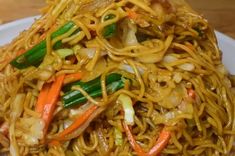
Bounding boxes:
[37,68,54,81]
[78,48,96,59]
[178,63,195,71]
[137,52,165,64]
[121,19,138,46]
[163,55,178,63]
[117,94,135,126]
[165,111,176,120]
[178,101,193,114]
[119,63,145,75]
[63,119,74,130]
[173,72,183,83]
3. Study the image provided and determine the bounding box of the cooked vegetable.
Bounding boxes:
[127,9,138,20]
[56,48,74,59]
[63,78,125,108]
[16,49,26,56]
[123,122,171,156]
[148,129,171,156]
[62,73,123,106]
[118,94,135,125]
[41,74,65,135]
[55,105,98,140]
[123,122,146,156]
[35,83,51,114]
[187,88,196,100]
[102,14,117,38]
[10,21,77,69]
[1,0,234,155]
[121,19,138,46]
[114,128,123,146]
[64,72,83,84]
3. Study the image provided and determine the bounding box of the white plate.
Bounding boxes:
[0,16,235,74]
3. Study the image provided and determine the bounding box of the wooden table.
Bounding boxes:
[0,0,235,39]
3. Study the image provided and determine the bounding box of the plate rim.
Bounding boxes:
[0,16,40,31]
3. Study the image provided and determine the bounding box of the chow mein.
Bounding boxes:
[0,0,235,155]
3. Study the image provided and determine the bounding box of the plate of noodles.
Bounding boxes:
[0,0,235,156]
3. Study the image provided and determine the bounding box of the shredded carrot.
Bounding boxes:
[35,83,51,114]
[64,72,83,84]
[48,140,61,147]
[126,9,139,20]
[187,88,196,100]
[42,74,65,134]
[122,95,170,156]
[56,105,98,140]
[16,49,26,56]
[123,122,147,156]
[148,129,171,156]
[40,33,47,40]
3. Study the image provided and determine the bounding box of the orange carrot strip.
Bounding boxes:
[35,83,51,114]
[187,88,196,100]
[148,130,171,156]
[126,9,139,20]
[123,122,147,156]
[48,140,61,147]
[56,105,98,140]
[64,72,83,84]
[42,74,65,134]
[16,49,26,56]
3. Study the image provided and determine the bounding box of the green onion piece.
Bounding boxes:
[102,14,117,38]
[56,49,74,59]
[62,73,123,107]
[10,21,76,69]
[63,78,125,108]
[63,73,122,93]
[117,94,135,126]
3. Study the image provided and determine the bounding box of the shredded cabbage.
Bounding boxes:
[117,94,135,125]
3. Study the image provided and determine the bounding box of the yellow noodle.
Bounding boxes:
[0,0,234,155]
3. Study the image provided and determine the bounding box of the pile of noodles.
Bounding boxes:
[1,0,235,155]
